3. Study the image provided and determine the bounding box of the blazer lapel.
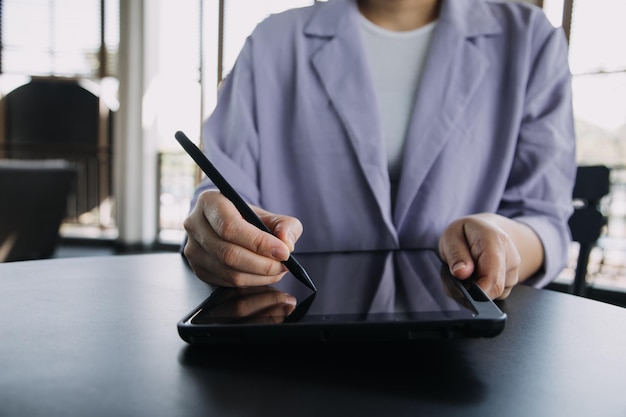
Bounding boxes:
[394,0,502,228]
[305,0,397,238]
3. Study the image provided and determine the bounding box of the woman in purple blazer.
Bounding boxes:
[183,0,576,300]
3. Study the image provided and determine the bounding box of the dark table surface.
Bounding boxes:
[1,253,625,417]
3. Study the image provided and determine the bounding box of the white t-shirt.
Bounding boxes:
[358,15,436,198]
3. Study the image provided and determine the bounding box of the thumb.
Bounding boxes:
[254,207,303,252]
[439,227,475,280]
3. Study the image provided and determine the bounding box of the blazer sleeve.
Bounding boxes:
[192,37,262,210]
[498,17,577,287]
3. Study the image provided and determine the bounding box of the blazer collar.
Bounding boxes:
[394,0,502,227]
[304,0,503,237]
[304,0,352,38]
[307,0,397,239]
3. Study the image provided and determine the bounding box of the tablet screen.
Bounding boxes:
[184,250,482,329]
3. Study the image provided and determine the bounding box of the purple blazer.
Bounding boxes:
[194,0,577,287]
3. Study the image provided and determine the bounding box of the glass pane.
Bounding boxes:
[159,151,197,242]
[542,0,565,28]
[1,0,118,77]
[222,0,314,79]
[104,0,120,77]
[152,0,201,151]
[53,0,100,51]
[150,0,202,242]
[573,72,626,166]
[52,51,99,76]
[569,0,626,74]
[2,1,51,49]
[3,49,53,75]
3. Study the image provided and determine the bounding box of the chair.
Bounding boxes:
[0,159,77,262]
[568,165,611,296]
[1,77,113,223]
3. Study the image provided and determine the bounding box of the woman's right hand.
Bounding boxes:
[183,190,303,287]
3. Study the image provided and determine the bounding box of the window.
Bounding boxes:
[0,0,119,239]
[0,0,119,78]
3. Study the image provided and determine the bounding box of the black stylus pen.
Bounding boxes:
[174,130,317,292]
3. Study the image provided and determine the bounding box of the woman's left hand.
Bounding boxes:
[438,214,523,300]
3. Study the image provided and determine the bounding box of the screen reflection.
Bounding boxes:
[190,250,476,325]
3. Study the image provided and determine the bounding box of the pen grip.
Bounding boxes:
[175,131,316,292]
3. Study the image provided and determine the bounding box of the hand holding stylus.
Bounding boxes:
[176,131,316,291]
[184,190,304,288]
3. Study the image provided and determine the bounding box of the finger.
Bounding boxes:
[255,206,303,252]
[204,193,291,261]
[439,220,475,280]
[183,198,288,286]
[496,286,513,300]
[473,232,519,300]
[495,244,521,300]
[473,246,507,300]
[192,250,287,288]
[185,191,299,287]
[193,191,292,282]
[184,239,288,287]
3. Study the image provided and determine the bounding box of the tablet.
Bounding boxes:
[177,249,507,345]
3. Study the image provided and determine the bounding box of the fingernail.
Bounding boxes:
[451,261,467,274]
[271,246,289,261]
[286,232,296,252]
